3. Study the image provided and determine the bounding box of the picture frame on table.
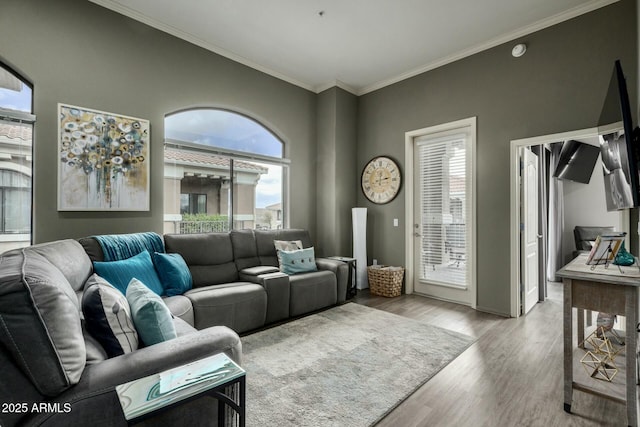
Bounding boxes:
[586,233,626,266]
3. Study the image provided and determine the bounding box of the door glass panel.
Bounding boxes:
[418,136,468,288]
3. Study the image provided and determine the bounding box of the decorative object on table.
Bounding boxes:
[58,103,150,211]
[579,326,622,382]
[361,155,402,204]
[585,233,626,268]
[596,312,624,345]
[614,241,636,266]
[352,207,368,289]
[367,265,404,297]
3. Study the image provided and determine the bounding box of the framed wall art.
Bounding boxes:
[58,104,150,211]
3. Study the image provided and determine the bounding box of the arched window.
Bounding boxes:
[0,62,33,252]
[164,109,288,233]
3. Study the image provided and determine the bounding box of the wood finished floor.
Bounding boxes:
[353,282,632,427]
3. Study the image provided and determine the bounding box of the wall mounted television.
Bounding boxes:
[552,139,600,184]
[598,60,640,211]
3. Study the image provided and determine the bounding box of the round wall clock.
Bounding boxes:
[361,156,402,204]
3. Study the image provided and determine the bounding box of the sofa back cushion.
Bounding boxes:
[255,229,313,266]
[0,248,86,396]
[25,239,93,292]
[164,232,239,287]
[230,229,260,270]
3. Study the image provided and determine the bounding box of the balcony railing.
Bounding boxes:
[173,220,230,234]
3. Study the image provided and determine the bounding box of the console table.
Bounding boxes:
[116,352,245,426]
[557,254,639,427]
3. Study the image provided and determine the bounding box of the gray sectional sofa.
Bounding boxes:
[0,228,347,427]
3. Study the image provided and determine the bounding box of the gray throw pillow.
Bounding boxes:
[274,239,303,251]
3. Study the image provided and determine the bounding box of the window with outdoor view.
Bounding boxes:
[163,109,288,234]
[0,63,34,253]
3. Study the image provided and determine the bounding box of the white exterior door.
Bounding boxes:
[521,147,539,314]
[411,122,475,307]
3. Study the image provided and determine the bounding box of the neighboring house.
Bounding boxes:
[0,121,32,254]
[255,202,282,230]
[163,146,268,234]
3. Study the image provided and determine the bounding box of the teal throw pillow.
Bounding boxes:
[152,252,193,297]
[278,247,318,275]
[93,251,164,296]
[126,278,177,346]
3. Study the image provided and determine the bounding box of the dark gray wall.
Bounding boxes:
[357,0,638,315]
[2,0,637,316]
[316,87,358,256]
[0,0,317,243]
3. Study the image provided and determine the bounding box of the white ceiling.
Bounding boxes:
[89,0,617,95]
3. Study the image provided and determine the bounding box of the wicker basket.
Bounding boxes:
[367,265,405,297]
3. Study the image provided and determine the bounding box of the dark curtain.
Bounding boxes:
[531,145,549,301]
[546,143,564,282]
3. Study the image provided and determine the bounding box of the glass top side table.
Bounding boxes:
[116,352,246,426]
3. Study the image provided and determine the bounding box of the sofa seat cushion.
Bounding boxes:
[185,283,266,333]
[172,316,198,337]
[289,270,337,317]
[163,295,195,326]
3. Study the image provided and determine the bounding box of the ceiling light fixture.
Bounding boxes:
[511,43,527,58]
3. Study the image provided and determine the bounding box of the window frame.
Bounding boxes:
[164,109,290,233]
[0,62,34,248]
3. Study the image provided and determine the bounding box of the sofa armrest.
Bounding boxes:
[239,271,290,324]
[315,258,349,303]
[239,266,280,277]
[21,326,241,427]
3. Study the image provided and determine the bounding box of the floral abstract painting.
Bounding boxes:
[58,104,150,211]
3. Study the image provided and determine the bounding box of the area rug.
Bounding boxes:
[241,302,475,427]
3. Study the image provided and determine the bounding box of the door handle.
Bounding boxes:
[414,232,421,237]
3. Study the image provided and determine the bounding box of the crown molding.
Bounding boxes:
[358,0,619,95]
[90,0,619,96]
[314,80,358,95]
[88,0,316,93]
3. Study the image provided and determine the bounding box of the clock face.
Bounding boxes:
[361,156,402,204]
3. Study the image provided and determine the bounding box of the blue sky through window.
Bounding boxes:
[0,86,31,113]
[165,109,282,158]
[165,109,284,210]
